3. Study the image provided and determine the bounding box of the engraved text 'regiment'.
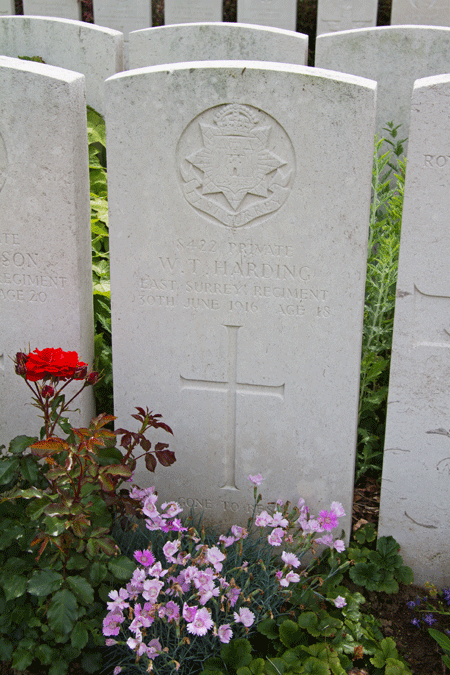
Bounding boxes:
[0,133,7,194]
[177,104,295,228]
[180,325,285,489]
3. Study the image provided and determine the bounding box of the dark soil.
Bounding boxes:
[7,0,445,673]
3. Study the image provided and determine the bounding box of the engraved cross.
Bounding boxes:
[180,325,285,490]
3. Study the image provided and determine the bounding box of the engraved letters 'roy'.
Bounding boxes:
[178,103,295,228]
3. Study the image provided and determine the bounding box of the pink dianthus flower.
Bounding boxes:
[233,608,255,628]
[187,607,213,636]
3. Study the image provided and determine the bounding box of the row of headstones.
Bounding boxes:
[1,48,449,586]
[2,0,450,35]
[3,14,450,141]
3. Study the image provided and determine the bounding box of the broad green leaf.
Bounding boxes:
[80,651,102,673]
[279,619,302,648]
[43,515,66,537]
[1,573,27,601]
[36,644,55,665]
[297,612,320,636]
[49,659,70,675]
[265,657,287,675]
[71,623,89,649]
[221,639,252,671]
[0,457,19,484]
[257,618,279,639]
[395,565,413,585]
[28,569,63,596]
[67,576,94,605]
[66,555,89,571]
[9,435,37,454]
[27,495,53,520]
[89,561,108,586]
[12,647,34,671]
[0,638,13,661]
[303,657,330,675]
[20,454,42,483]
[385,657,412,675]
[108,555,135,580]
[47,589,78,634]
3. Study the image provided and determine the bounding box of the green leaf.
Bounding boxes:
[279,619,302,648]
[28,569,63,596]
[0,638,13,661]
[429,628,450,654]
[107,555,135,580]
[370,638,399,668]
[71,623,89,649]
[265,658,287,675]
[0,457,19,484]
[297,612,320,636]
[89,561,108,586]
[303,657,330,675]
[49,659,70,675]
[47,589,78,634]
[221,639,252,671]
[27,495,53,520]
[20,454,42,483]
[43,515,66,536]
[80,651,102,673]
[67,576,94,605]
[385,658,412,675]
[9,435,37,454]
[257,618,279,639]
[36,644,55,665]
[1,573,27,601]
[12,647,34,671]
[66,555,89,571]
[395,565,413,585]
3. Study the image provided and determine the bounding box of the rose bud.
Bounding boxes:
[14,352,28,376]
[86,371,100,385]
[73,364,88,380]
[41,385,54,398]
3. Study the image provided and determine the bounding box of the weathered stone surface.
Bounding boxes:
[164,0,222,24]
[128,23,308,69]
[391,0,450,26]
[23,0,81,20]
[0,56,94,445]
[93,0,151,39]
[315,26,450,143]
[237,0,297,31]
[0,16,123,114]
[378,74,450,588]
[105,61,375,534]
[0,0,14,16]
[316,0,377,36]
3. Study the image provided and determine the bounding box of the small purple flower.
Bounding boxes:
[234,607,255,627]
[333,539,345,553]
[281,551,300,568]
[255,511,273,527]
[411,618,420,627]
[406,600,416,609]
[424,613,437,626]
[317,510,338,532]
[443,587,450,606]
[333,596,347,608]
[187,607,214,636]
[268,527,284,546]
[133,549,155,567]
[248,473,263,486]
[103,612,124,637]
[218,624,233,643]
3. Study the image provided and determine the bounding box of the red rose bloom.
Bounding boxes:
[25,348,87,382]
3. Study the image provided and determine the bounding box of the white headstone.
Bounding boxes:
[378,74,450,588]
[391,0,450,27]
[23,0,81,20]
[164,0,222,25]
[0,16,123,115]
[128,23,308,69]
[105,61,376,533]
[315,26,450,143]
[0,56,94,445]
[316,0,378,36]
[237,0,297,31]
[93,0,151,39]
[0,0,14,16]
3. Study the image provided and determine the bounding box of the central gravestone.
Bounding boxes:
[105,61,375,533]
[391,0,450,26]
[316,0,378,36]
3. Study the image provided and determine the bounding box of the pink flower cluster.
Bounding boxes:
[104,476,349,668]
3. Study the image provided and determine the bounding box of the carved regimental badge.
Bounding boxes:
[0,132,7,195]
[177,103,295,228]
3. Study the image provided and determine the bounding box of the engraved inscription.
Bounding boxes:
[0,233,68,303]
[180,324,285,490]
[410,0,437,9]
[321,0,374,30]
[414,285,450,348]
[423,154,450,168]
[177,104,295,228]
[0,132,8,194]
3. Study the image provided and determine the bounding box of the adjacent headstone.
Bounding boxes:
[378,74,450,588]
[0,16,123,114]
[237,0,297,31]
[391,0,450,27]
[105,61,376,533]
[0,0,14,16]
[93,0,151,40]
[164,0,222,24]
[315,26,450,143]
[316,0,378,36]
[23,0,81,20]
[0,56,94,444]
[128,23,308,69]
